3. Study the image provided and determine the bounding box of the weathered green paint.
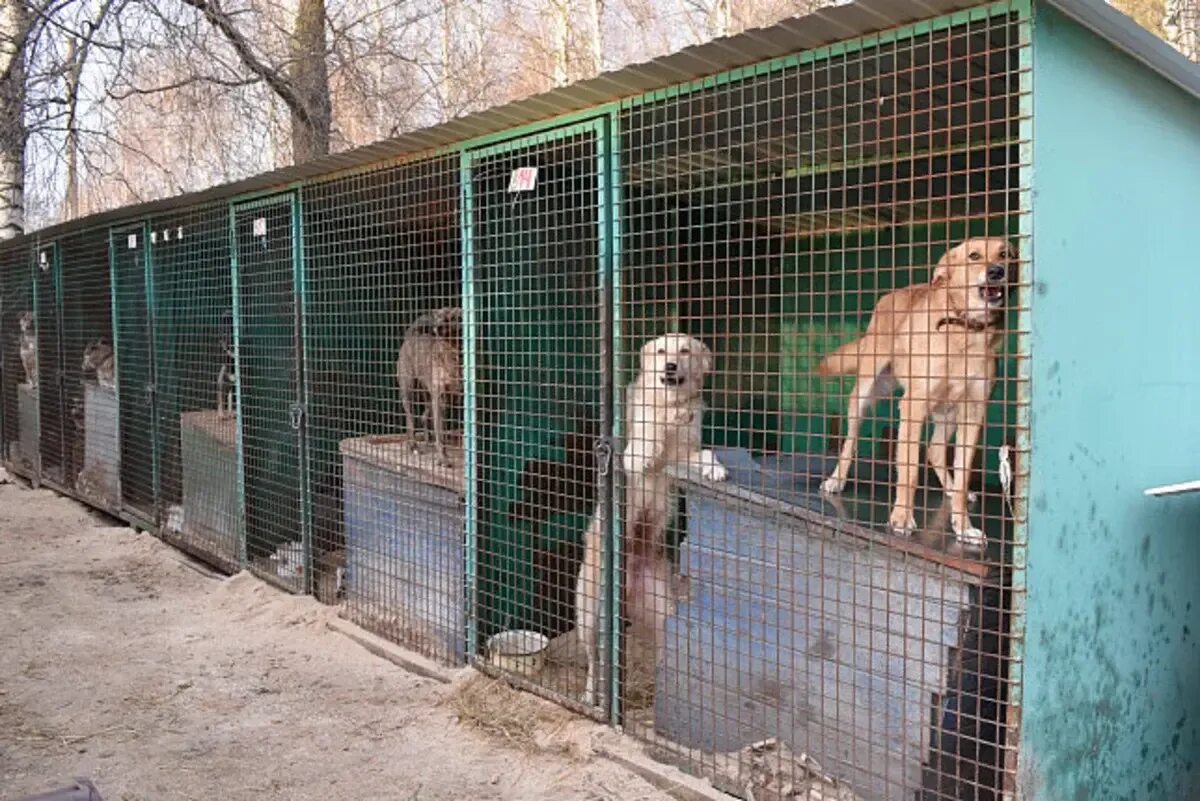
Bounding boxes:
[460,148,479,659]
[1023,7,1200,799]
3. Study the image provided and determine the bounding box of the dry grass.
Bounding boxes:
[449,674,545,751]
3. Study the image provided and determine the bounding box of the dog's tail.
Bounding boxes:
[817,338,863,377]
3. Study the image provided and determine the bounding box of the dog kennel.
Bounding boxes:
[0,241,38,480]
[58,226,119,510]
[149,204,241,572]
[3,0,1197,799]
[301,154,465,658]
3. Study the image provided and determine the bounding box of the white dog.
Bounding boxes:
[574,333,726,706]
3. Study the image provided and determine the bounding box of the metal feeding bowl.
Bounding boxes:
[485,629,550,676]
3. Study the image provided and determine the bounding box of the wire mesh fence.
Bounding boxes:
[611,8,1028,800]
[35,241,66,489]
[151,206,239,572]
[112,224,160,527]
[232,194,309,592]
[60,227,117,510]
[0,4,1033,800]
[302,154,464,659]
[466,123,611,711]
[1,242,37,480]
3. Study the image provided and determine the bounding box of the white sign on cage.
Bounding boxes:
[127,234,137,250]
[507,167,539,193]
[253,217,267,237]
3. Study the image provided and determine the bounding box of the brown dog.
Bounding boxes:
[574,333,726,705]
[818,238,1014,550]
[396,306,462,467]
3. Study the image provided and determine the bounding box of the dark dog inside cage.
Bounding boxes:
[508,412,601,636]
[507,413,600,538]
[921,580,1013,801]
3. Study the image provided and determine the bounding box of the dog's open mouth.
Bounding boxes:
[661,374,686,387]
[979,285,1006,306]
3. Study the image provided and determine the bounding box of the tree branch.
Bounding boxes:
[176,0,313,127]
[107,71,257,100]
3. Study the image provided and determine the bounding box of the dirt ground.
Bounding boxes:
[0,481,669,801]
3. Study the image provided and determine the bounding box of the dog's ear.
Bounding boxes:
[695,338,714,375]
[640,337,660,367]
[930,245,958,286]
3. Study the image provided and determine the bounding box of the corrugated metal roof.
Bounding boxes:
[9,0,1198,244]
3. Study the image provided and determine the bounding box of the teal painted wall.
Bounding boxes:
[1024,7,1200,800]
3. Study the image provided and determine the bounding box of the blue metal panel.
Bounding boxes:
[1025,7,1200,799]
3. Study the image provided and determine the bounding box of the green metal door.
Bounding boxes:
[111,223,160,525]
[35,242,66,486]
[464,118,616,711]
[231,193,311,593]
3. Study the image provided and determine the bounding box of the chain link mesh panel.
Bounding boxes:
[1,242,36,479]
[466,124,611,712]
[151,207,239,571]
[112,225,160,525]
[233,196,308,593]
[302,155,464,660]
[35,242,66,488]
[59,227,117,509]
[613,8,1028,801]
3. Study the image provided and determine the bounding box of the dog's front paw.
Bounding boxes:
[888,507,917,534]
[820,475,845,495]
[955,525,986,552]
[699,450,727,482]
[623,449,650,476]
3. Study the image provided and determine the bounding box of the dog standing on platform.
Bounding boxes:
[818,238,1014,550]
[396,306,463,467]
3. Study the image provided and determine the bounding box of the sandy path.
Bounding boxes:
[0,483,664,801]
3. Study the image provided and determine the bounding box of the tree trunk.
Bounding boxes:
[582,0,603,78]
[0,0,31,239]
[1164,0,1199,62]
[548,0,570,87]
[289,0,331,163]
[441,0,457,120]
[707,0,733,38]
[64,35,82,222]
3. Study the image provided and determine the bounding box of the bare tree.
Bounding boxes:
[176,0,331,164]
[1164,0,1199,61]
[582,0,604,77]
[549,0,571,86]
[0,0,33,238]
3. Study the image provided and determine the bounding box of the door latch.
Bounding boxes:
[594,438,614,477]
[289,402,305,430]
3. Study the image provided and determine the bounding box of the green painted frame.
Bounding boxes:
[460,114,620,714]
[228,190,313,587]
[108,220,160,530]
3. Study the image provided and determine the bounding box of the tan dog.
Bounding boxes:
[574,333,726,706]
[818,238,1014,550]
